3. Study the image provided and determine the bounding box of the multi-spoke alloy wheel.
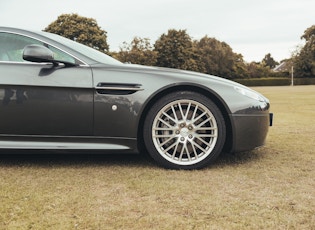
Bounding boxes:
[144,91,226,169]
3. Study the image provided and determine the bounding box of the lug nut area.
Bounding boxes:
[176,124,194,142]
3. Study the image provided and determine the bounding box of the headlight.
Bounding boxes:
[234,86,265,102]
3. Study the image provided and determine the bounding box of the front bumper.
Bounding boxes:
[230,113,272,153]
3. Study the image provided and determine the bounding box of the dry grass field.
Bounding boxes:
[0,86,314,229]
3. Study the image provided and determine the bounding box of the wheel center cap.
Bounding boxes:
[180,127,189,137]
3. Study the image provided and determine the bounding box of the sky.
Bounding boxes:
[0,0,314,62]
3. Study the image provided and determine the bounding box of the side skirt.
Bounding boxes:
[0,135,138,153]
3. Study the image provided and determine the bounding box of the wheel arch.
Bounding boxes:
[137,83,234,154]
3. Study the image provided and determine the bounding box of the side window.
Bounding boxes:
[0,32,75,64]
[0,32,43,62]
[47,45,75,64]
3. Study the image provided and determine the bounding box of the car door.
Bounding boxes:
[0,32,93,137]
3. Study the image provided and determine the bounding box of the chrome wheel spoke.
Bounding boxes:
[171,142,180,159]
[192,141,207,153]
[184,145,191,161]
[171,105,179,122]
[197,127,217,131]
[158,136,175,148]
[162,111,177,124]
[179,144,185,161]
[158,117,172,128]
[191,142,198,159]
[196,133,217,138]
[153,133,175,138]
[178,102,185,120]
[184,102,192,120]
[195,136,213,148]
[153,126,177,132]
[163,140,179,153]
[192,104,198,120]
[192,111,207,124]
[196,117,211,127]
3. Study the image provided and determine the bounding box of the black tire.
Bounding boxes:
[143,91,226,169]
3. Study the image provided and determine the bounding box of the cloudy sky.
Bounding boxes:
[1,0,314,62]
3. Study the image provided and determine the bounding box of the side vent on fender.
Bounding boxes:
[95,83,143,95]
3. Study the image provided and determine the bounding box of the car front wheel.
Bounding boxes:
[143,91,226,169]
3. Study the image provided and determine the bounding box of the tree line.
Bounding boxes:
[44,14,315,79]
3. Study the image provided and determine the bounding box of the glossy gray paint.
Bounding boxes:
[0,62,93,136]
[91,64,270,152]
[0,27,271,154]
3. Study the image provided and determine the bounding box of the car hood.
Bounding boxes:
[115,63,270,104]
[91,62,269,114]
[97,63,244,88]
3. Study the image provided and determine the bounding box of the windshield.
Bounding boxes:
[41,31,122,65]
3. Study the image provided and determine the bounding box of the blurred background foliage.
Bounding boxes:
[45,14,315,80]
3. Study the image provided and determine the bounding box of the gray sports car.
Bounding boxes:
[0,27,272,169]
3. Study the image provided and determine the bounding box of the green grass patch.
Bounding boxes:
[0,86,314,229]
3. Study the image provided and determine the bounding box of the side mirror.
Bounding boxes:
[23,44,54,63]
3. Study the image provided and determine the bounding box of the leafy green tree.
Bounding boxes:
[294,25,315,77]
[262,53,278,69]
[302,25,315,41]
[154,29,201,71]
[44,13,109,54]
[194,36,247,79]
[233,54,249,79]
[114,37,157,66]
[246,62,271,78]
